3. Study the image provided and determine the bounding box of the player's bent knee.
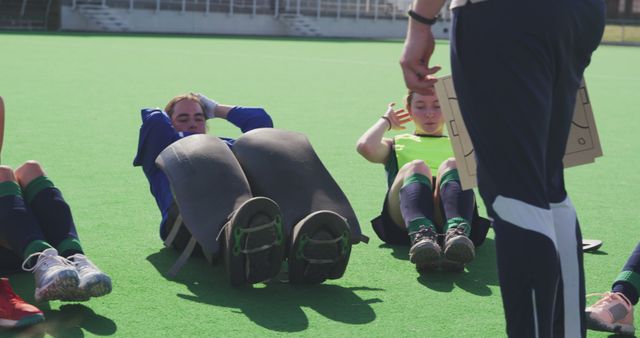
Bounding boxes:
[15,160,46,185]
[401,160,431,176]
[438,157,457,175]
[0,166,16,183]
[16,160,44,172]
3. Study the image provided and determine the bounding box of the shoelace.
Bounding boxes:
[587,292,632,309]
[411,227,437,242]
[446,225,468,238]
[67,254,92,272]
[21,251,74,273]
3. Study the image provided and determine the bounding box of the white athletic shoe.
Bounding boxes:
[67,254,112,300]
[22,248,79,302]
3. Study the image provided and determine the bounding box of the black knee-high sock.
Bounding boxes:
[399,173,435,233]
[612,242,640,305]
[24,176,83,257]
[439,169,474,235]
[0,181,51,261]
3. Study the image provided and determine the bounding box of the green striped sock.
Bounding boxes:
[0,181,21,198]
[57,237,84,257]
[402,173,432,191]
[615,270,640,296]
[445,216,471,236]
[407,217,435,233]
[439,169,460,191]
[23,176,54,205]
[23,240,53,261]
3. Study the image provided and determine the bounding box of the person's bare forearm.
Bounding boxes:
[358,119,388,151]
[356,119,391,164]
[0,97,4,161]
[213,104,233,119]
[400,0,445,94]
[411,0,447,19]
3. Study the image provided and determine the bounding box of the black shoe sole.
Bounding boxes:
[410,241,441,271]
[225,197,285,286]
[444,236,475,265]
[288,211,351,284]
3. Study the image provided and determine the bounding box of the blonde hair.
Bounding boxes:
[164,93,204,118]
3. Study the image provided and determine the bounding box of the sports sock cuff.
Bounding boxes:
[0,181,22,198]
[614,270,640,295]
[57,238,84,257]
[439,169,460,190]
[407,217,435,233]
[446,216,471,235]
[23,240,53,261]
[402,173,432,190]
[23,176,54,204]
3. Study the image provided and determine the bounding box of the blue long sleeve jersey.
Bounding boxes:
[133,106,273,238]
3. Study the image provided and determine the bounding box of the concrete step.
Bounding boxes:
[76,4,129,31]
[278,13,322,36]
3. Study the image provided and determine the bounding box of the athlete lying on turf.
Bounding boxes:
[356,90,488,271]
[0,97,111,303]
[585,242,639,336]
[134,93,272,253]
[134,93,359,285]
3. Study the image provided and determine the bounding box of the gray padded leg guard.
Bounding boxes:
[232,128,365,245]
[156,134,252,275]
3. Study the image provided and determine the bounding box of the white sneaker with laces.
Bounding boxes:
[68,254,112,299]
[22,248,79,302]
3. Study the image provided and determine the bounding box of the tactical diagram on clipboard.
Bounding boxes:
[434,76,603,190]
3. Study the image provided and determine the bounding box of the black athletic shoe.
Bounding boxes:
[442,224,475,271]
[288,211,352,284]
[225,197,285,286]
[409,227,441,271]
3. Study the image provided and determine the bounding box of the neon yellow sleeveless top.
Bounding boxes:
[393,134,453,170]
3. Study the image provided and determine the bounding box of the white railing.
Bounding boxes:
[67,0,454,22]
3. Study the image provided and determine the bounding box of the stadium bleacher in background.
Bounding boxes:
[1,0,639,41]
[56,0,452,38]
[0,0,59,30]
[604,0,640,44]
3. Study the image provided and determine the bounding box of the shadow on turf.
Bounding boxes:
[147,248,381,333]
[585,249,608,256]
[417,237,499,296]
[379,238,499,296]
[378,243,410,261]
[0,273,117,338]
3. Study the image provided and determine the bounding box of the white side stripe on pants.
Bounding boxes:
[532,288,539,338]
[492,195,557,248]
[551,197,581,338]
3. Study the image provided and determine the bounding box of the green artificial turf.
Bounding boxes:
[0,32,638,337]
